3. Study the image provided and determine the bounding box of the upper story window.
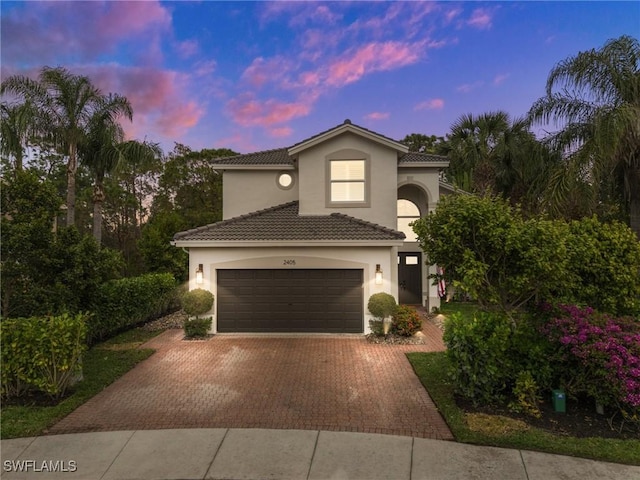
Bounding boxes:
[397,199,420,242]
[329,159,366,203]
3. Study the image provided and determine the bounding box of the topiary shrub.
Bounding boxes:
[182,289,214,318]
[367,293,397,320]
[391,305,423,336]
[184,317,213,338]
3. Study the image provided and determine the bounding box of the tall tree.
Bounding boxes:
[528,35,640,237]
[440,111,552,212]
[80,109,161,245]
[0,101,38,172]
[400,133,445,154]
[1,67,132,227]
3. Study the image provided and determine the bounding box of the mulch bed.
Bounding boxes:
[457,394,640,440]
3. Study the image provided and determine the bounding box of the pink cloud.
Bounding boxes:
[176,39,199,59]
[456,81,484,93]
[77,65,204,140]
[444,8,463,24]
[365,112,390,121]
[242,57,293,88]
[268,126,294,138]
[327,41,422,87]
[414,99,445,111]
[1,1,171,65]
[493,73,510,85]
[467,8,493,30]
[226,95,310,128]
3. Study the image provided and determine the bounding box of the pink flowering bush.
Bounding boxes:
[542,304,640,426]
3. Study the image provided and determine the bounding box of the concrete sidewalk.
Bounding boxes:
[2,429,638,480]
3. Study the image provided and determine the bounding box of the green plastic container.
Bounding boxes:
[552,389,566,413]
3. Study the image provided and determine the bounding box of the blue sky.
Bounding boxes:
[1,1,638,154]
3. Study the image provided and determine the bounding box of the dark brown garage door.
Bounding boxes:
[217,269,363,333]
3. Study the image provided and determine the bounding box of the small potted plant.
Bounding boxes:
[181,288,214,338]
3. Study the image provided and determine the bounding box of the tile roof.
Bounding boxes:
[173,201,405,242]
[209,148,293,166]
[289,119,406,152]
[398,152,449,164]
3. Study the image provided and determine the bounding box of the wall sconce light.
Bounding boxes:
[195,264,203,285]
[375,264,383,285]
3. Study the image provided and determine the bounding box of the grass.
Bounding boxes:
[438,301,479,320]
[1,328,161,439]
[408,301,640,465]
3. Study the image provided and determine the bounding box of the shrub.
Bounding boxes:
[1,313,88,400]
[182,289,214,318]
[443,311,514,405]
[391,305,423,336]
[542,305,640,424]
[367,293,397,320]
[565,217,640,316]
[184,317,212,338]
[91,273,177,344]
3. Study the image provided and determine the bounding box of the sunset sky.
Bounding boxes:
[1,1,637,154]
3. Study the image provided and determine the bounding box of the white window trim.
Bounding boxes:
[325,150,371,207]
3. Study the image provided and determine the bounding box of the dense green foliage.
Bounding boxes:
[407,351,640,465]
[1,171,123,317]
[181,288,214,317]
[184,317,213,338]
[391,305,423,336]
[90,273,177,343]
[443,311,552,407]
[1,313,88,400]
[565,217,640,315]
[413,194,569,313]
[1,328,158,439]
[414,194,640,316]
[367,292,397,319]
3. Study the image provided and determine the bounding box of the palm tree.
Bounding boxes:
[80,108,161,245]
[1,67,132,227]
[0,101,37,172]
[441,111,550,210]
[528,35,640,237]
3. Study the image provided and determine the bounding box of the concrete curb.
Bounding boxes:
[2,429,639,480]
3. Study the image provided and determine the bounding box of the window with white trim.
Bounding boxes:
[330,160,366,203]
[397,199,420,242]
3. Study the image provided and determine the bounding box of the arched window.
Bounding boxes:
[397,199,420,242]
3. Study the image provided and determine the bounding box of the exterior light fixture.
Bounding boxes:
[195,264,204,285]
[375,264,383,285]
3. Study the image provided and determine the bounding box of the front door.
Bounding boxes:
[398,252,422,304]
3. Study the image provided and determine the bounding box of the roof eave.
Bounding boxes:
[288,124,408,156]
[399,161,449,168]
[171,239,405,248]
[212,164,295,170]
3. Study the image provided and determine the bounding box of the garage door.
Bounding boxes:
[217,269,363,333]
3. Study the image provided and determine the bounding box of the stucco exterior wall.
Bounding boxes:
[297,132,398,229]
[188,246,397,334]
[223,170,299,219]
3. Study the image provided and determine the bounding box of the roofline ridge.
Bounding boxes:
[212,146,291,163]
[173,201,299,240]
[399,151,449,160]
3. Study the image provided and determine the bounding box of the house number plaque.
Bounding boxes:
[283,259,296,266]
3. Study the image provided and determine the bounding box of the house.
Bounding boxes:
[172,120,452,334]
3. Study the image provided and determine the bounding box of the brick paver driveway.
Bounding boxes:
[49,321,452,440]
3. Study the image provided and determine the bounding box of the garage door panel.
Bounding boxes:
[217,269,363,332]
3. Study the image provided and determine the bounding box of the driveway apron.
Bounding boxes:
[49,323,452,440]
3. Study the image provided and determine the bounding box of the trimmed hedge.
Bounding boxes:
[182,289,214,317]
[90,273,177,344]
[391,305,423,336]
[184,317,213,338]
[1,313,88,400]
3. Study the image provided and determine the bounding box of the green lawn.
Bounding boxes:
[1,329,161,439]
[409,303,640,465]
